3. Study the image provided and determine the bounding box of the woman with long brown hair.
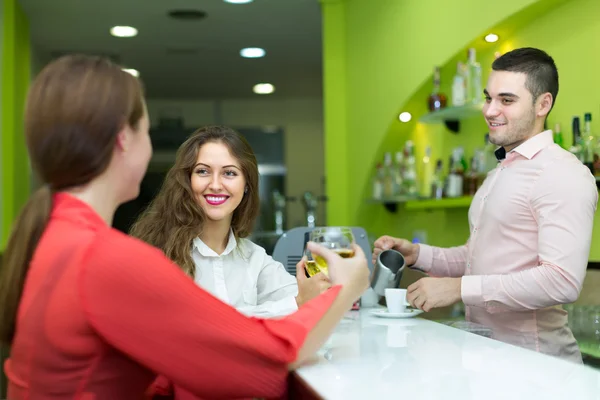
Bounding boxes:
[130,126,330,319]
[0,54,370,399]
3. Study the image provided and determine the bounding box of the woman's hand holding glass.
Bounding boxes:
[303,227,369,298]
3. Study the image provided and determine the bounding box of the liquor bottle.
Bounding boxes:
[553,122,564,149]
[451,62,466,107]
[419,146,434,198]
[466,48,482,105]
[445,148,464,198]
[583,113,596,174]
[431,159,444,199]
[569,116,584,162]
[427,66,447,112]
[372,164,384,200]
[393,151,405,196]
[463,157,479,196]
[402,141,418,197]
[382,152,394,198]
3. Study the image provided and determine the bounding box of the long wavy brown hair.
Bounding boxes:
[0,54,144,345]
[130,125,260,277]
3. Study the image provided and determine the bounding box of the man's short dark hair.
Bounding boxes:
[492,47,559,110]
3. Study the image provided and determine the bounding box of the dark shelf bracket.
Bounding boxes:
[383,202,398,213]
[444,119,460,134]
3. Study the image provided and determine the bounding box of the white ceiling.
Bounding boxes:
[19,0,323,99]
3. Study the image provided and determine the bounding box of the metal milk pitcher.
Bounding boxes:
[370,249,406,297]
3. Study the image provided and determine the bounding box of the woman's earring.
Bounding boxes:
[244,187,248,193]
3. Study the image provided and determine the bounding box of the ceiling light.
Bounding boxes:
[485,33,499,43]
[224,0,253,3]
[253,83,275,95]
[240,47,266,58]
[122,68,139,77]
[110,26,138,38]
[399,112,412,123]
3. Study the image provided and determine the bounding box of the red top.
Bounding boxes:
[5,193,341,399]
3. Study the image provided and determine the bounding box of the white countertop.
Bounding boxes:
[295,308,600,400]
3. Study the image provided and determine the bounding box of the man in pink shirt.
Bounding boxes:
[373,47,598,363]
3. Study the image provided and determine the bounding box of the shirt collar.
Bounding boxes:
[193,229,238,257]
[494,130,554,161]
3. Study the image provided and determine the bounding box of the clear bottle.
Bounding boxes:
[372,163,384,200]
[393,151,405,196]
[445,148,464,198]
[382,152,394,198]
[451,62,466,107]
[419,146,434,198]
[431,159,444,199]
[402,141,418,197]
[466,48,482,105]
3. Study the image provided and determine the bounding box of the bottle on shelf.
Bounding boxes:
[393,151,405,197]
[431,159,444,199]
[451,62,467,107]
[427,66,447,112]
[445,148,464,198]
[372,163,384,200]
[402,141,418,197]
[463,157,479,196]
[582,113,596,174]
[382,152,395,198]
[419,146,434,198]
[569,116,584,162]
[553,122,564,149]
[466,48,482,105]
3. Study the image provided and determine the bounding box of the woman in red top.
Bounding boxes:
[0,54,370,399]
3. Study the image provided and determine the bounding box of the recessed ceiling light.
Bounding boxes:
[122,68,139,77]
[110,26,138,38]
[224,0,253,3]
[399,112,412,123]
[253,83,275,95]
[485,33,499,43]
[240,47,265,58]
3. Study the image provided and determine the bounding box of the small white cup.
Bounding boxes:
[385,288,408,314]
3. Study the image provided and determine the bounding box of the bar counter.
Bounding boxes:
[289,308,600,400]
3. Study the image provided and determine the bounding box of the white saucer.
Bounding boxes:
[370,308,423,319]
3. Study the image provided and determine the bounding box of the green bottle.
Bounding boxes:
[553,122,564,149]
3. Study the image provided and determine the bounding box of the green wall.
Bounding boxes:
[322,0,600,259]
[1,0,30,250]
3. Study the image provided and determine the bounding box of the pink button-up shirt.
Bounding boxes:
[415,130,598,363]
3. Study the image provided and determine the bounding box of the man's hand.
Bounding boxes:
[407,277,462,312]
[295,258,331,306]
[372,235,420,267]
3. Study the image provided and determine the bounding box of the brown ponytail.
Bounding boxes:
[0,186,52,344]
[0,54,145,346]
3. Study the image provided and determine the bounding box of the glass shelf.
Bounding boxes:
[405,196,473,210]
[419,103,484,132]
[369,196,473,212]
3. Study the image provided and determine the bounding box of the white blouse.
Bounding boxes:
[192,230,299,318]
